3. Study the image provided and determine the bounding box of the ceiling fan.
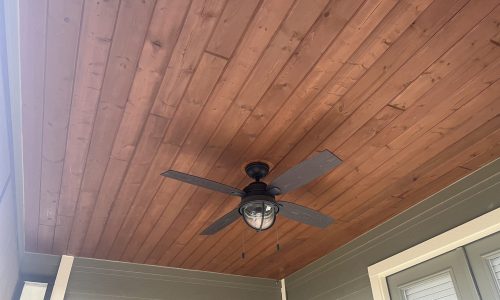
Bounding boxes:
[161,150,342,235]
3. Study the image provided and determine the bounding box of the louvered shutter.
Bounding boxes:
[402,272,458,300]
[487,253,500,294]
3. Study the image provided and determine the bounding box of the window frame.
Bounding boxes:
[368,207,500,300]
[486,250,500,295]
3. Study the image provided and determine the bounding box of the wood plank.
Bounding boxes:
[79,0,216,257]
[232,58,498,276]
[279,0,499,219]
[307,55,499,221]
[312,0,495,199]
[92,0,232,258]
[37,0,85,253]
[266,0,467,178]
[257,120,500,278]
[342,116,500,224]
[258,127,500,278]
[122,0,330,261]
[91,115,169,259]
[92,4,268,255]
[180,0,441,272]
[66,0,194,255]
[104,0,298,261]
[243,78,500,277]
[388,129,500,210]
[460,135,500,170]
[152,0,395,267]
[19,0,47,251]
[149,0,227,119]
[213,6,500,273]
[100,0,228,261]
[94,2,287,255]
[80,115,168,256]
[47,0,121,254]
[163,0,415,269]
[52,0,156,254]
[317,0,489,152]
[206,0,261,58]
[110,53,227,257]
[213,108,402,273]
[37,225,54,254]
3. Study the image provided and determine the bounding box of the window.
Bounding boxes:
[465,231,500,300]
[401,271,458,300]
[368,207,500,300]
[387,248,479,300]
[487,252,500,294]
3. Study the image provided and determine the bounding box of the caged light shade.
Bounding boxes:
[241,201,277,231]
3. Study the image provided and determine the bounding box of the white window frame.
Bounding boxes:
[368,207,500,300]
[485,249,500,295]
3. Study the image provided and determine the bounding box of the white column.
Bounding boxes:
[50,255,74,300]
[281,278,287,300]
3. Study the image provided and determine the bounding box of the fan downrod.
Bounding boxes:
[244,162,270,181]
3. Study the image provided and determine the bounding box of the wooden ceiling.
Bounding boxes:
[19,0,500,279]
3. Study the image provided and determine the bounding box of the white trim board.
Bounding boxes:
[368,207,500,300]
[50,255,74,300]
[281,278,287,300]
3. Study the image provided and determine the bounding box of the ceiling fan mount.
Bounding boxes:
[161,150,342,235]
[244,161,270,181]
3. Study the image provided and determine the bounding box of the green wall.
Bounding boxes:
[65,257,282,300]
[285,158,500,300]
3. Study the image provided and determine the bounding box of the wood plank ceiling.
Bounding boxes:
[19,0,500,279]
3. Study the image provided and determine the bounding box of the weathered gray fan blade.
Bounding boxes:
[161,170,244,196]
[269,150,342,194]
[200,208,241,235]
[278,201,333,228]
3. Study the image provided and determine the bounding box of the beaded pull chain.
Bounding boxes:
[241,229,246,259]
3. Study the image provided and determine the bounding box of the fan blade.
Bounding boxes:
[278,201,333,228]
[200,208,241,235]
[161,170,244,196]
[269,150,341,195]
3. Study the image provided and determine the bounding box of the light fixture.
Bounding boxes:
[240,200,278,231]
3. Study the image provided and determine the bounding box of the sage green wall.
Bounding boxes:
[65,257,282,300]
[285,158,500,300]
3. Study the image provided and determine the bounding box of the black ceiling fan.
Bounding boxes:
[161,150,342,235]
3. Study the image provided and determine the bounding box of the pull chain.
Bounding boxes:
[241,231,245,259]
[276,224,282,280]
[276,223,280,252]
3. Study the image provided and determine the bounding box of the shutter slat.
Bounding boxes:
[407,282,454,298]
[491,264,500,272]
[405,274,451,294]
[487,253,500,292]
[490,255,500,266]
[403,272,458,300]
